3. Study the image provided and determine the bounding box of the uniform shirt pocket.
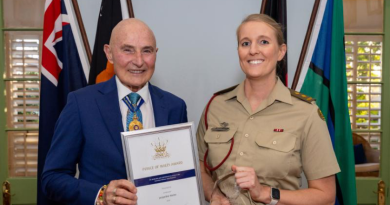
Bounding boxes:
[254,131,297,179]
[204,126,237,168]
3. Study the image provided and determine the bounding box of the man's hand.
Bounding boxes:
[103,179,137,205]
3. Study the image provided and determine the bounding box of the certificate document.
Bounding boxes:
[121,122,205,205]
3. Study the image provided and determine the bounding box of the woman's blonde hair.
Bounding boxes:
[236,14,285,46]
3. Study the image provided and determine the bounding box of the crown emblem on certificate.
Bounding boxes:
[151,138,170,160]
[129,114,143,131]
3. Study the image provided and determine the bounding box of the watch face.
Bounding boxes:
[272,188,280,200]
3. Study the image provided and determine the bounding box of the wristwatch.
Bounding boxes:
[267,187,280,205]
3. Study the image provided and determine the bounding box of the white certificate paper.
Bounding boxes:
[121,122,205,205]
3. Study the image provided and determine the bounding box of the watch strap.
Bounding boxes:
[268,198,279,205]
[267,187,280,205]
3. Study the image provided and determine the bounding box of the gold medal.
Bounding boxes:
[129,114,143,131]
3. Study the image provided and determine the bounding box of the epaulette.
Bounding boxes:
[289,89,315,103]
[214,84,239,95]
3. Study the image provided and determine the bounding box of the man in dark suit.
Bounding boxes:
[42,18,187,205]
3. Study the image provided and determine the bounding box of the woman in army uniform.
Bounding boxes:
[197,14,340,205]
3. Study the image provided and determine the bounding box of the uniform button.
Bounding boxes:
[272,141,277,145]
[216,135,220,139]
[239,152,244,156]
[249,116,254,120]
[244,134,249,138]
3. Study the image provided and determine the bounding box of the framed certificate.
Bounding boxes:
[121,122,205,205]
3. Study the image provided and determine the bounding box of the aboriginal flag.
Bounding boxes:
[262,0,288,86]
[88,0,123,85]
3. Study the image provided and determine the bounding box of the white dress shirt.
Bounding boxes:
[116,76,155,131]
[95,77,156,205]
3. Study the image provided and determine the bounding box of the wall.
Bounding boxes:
[78,0,316,189]
[79,0,315,126]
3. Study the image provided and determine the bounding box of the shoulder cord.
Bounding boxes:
[205,95,256,204]
[203,94,235,172]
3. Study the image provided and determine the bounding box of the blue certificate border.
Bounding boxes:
[134,169,196,187]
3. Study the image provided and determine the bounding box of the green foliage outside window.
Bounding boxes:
[370,126,380,130]
[371,110,379,115]
[371,119,379,123]
[372,55,381,61]
[357,63,369,70]
[345,41,354,45]
[356,118,367,123]
[371,103,380,108]
[358,41,370,46]
[346,46,353,53]
[358,71,369,77]
[357,94,366,100]
[346,62,353,69]
[345,38,382,133]
[371,47,381,54]
[357,102,369,108]
[357,47,370,53]
[357,110,368,115]
[358,55,369,61]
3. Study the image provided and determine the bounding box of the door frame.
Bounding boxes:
[356,0,390,204]
[380,0,390,203]
[1,0,8,202]
[0,0,40,204]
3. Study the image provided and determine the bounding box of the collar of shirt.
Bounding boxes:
[115,76,155,130]
[224,77,293,114]
[267,77,293,105]
[116,76,151,105]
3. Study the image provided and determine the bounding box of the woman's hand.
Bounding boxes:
[103,179,138,205]
[231,165,268,203]
[210,193,232,205]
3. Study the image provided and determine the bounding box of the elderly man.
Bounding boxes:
[42,19,187,205]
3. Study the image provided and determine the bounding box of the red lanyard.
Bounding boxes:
[203,94,235,172]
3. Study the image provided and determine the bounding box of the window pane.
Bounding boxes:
[348,84,381,131]
[357,132,381,150]
[6,81,40,128]
[345,35,382,82]
[8,131,38,177]
[4,32,42,79]
[3,0,45,28]
[343,0,383,33]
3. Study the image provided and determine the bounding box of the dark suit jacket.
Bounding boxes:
[42,77,187,204]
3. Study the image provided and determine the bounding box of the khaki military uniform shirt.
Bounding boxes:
[197,79,340,205]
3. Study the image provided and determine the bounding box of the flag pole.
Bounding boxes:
[291,0,320,90]
[126,0,135,18]
[71,0,92,64]
[260,0,268,13]
[260,0,288,86]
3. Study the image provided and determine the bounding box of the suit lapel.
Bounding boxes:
[149,83,168,127]
[95,80,168,157]
[96,77,124,157]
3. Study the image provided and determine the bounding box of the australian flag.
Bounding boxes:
[37,0,88,204]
